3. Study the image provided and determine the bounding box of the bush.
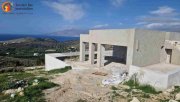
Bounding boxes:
[172,86,180,94]
[124,74,139,88]
[48,66,72,74]
[111,86,118,90]
[77,99,87,102]
[138,84,157,94]
[124,73,158,94]
[0,72,34,92]
[9,77,58,102]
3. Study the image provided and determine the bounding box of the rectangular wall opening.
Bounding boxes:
[103,45,127,65]
[165,49,172,64]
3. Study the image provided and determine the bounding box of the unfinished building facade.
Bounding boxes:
[80,29,180,68]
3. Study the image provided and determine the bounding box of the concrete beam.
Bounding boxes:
[89,42,95,64]
[80,42,85,62]
[97,44,105,67]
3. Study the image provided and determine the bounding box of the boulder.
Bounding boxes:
[118,84,130,90]
[162,91,171,97]
[130,97,140,102]
[3,89,16,95]
[119,91,129,97]
[166,86,175,93]
[19,91,24,96]
[17,87,24,93]
[10,93,15,98]
[169,100,178,102]
[175,93,180,101]
[132,89,142,93]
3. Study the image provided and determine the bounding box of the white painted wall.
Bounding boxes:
[45,54,69,71]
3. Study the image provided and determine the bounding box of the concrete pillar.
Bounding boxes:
[97,44,105,67]
[80,42,85,62]
[89,42,95,64]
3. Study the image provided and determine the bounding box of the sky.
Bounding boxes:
[0,0,180,36]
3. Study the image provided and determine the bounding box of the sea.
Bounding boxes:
[0,34,80,42]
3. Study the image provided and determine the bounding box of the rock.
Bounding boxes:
[118,85,130,90]
[163,91,171,97]
[10,93,15,98]
[3,89,16,95]
[32,82,38,86]
[132,89,142,93]
[169,99,178,102]
[130,97,140,102]
[34,79,39,83]
[19,92,24,96]
[166,86,175,93]
[17,87,24,93]
[175,93,180,100]
[119,91,129,97]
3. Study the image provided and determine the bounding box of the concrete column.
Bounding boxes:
[97,44,105,67]
[80,42,85,62]
[89,42,95,64]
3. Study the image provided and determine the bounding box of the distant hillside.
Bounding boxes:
[0,37,80,68]
[49,29,88,37]
[0,37,57,44]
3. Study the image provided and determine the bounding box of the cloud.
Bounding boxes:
[119,22,123,25]
[110,0,125,7]
[137,6,180,32]
[44,1,85,21]
[136,22,147,25]
[145,22,180,32]
[93,24,109,28]
[150,6,177,16]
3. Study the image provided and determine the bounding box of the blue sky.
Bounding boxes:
[0,0,180,36]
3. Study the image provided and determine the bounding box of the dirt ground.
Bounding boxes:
[44,68,114,102]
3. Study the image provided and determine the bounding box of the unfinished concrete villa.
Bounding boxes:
[45,29,180,90]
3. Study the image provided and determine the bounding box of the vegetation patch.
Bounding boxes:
[76,99,87,102]
[124,74,158,94]
[111,86,119,90]
[0,72,34,92]
[8,77,58,102]
[48,66,72,74]
[171,86,180,94]
[0,70,58,102]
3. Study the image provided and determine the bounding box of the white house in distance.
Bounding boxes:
[45,28,180,89]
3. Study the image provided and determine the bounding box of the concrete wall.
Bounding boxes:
[88,29,134,46]
[132,29,166,67]
[168,32,180,41]
[80,29,135,66]
[168,68,180,87]
[80,34,90,42]
[129,65,169,90]
[45,54,69,71]
[129,65,173,90]
[171,48,180,65]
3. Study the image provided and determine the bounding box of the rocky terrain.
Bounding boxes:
[43,67,180,102]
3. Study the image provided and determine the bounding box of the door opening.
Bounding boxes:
[165,49,172,64]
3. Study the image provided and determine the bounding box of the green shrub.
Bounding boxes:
[48,66,72,74]
[111,86,118,90]
[77,99,87,102]
[138,84,157,94]
[9,78,58,102]
[172,86,180,94]
[124,74,139,88]
[124,73,158,94]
